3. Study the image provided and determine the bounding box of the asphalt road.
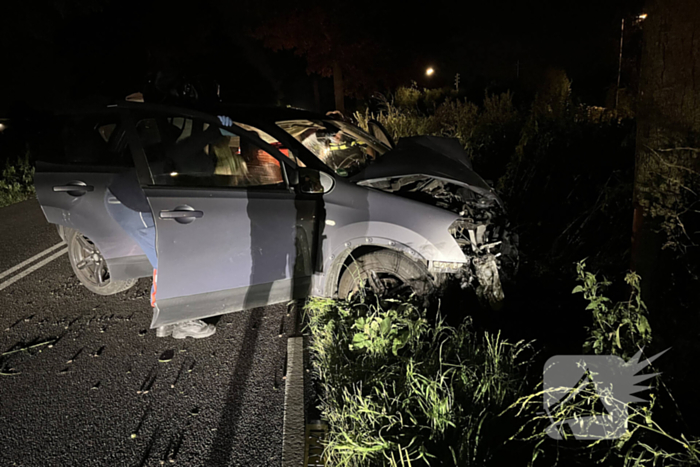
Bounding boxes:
[0,199,289,467]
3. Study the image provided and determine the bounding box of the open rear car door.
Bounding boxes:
[33,110,152,290]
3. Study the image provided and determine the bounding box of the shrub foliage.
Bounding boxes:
[305,294,534,466]
[0,149,35,208]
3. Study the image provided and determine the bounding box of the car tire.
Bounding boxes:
[337,249,434,299]
[65,228,137,295]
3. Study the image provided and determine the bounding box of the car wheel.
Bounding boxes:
[337,250,433,299]
[65,228,137,295]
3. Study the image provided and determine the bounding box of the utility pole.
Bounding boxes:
[454,73,460,92]
[616,17,625,109]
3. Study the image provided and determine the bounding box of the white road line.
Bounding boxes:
[0,247,69,292]
[0,241,66,281]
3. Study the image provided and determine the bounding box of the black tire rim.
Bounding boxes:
[71,234,111,287]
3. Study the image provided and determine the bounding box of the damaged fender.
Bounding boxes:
[311,178,468,298]
[358,174,519,305]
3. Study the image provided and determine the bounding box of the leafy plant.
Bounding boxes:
[349,306,425,356]
[506,261,699,467]
[0,150,35,208]
[305,293,534,467]
[573,259,651,359]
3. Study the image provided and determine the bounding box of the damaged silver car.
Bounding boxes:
[279,118,518,306]
[34,102,517,329]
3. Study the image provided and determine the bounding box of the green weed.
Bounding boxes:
[0,150,35,208]
[305,294,534,466]
[507,262,700,467]
[573,259,651,359]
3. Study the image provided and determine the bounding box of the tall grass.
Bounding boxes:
[343,84,696,466]
[306,264,700,467]
[305,294,535,466]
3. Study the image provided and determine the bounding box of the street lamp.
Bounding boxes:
[426,67,435,77]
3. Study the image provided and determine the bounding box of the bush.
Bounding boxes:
[0,150,35,208]
[356,86,635,277]
[355,87,521,182]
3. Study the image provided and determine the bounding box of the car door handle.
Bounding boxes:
[53,182,94,196]
[159,206,204,224]
[160,210,204,219]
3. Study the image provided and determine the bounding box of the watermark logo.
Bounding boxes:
[543,349,668,440]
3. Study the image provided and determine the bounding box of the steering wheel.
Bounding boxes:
[334,151,367,172]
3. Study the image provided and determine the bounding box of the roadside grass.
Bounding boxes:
[304,293,535,466]
[305,263,700,466]
[0,150,35,208]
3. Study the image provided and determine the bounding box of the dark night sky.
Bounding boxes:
[0,0,642,114]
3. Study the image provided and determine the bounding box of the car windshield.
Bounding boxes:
[276,119,390,177]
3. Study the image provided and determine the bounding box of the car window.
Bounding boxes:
[276,119,389,177]
[42,116,131,166]
[136,117,286,188]
[229,121,305,167]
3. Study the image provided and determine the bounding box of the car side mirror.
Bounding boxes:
[298,168,334,194]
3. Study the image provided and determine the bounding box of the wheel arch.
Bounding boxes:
[321,240,430,298]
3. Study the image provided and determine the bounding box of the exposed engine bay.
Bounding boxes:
[360,175,519,305]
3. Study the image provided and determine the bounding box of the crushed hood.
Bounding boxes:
[351,135,493,193]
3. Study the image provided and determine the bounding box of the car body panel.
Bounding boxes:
[34,162,152,281]
[145,186,317,327]
[350,135,493,193]
[310,178,466,297]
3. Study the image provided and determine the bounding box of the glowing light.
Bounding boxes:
[0,123,5,132]
[170,172,178,177]
[638,13,647,20]
[426,67,435,76]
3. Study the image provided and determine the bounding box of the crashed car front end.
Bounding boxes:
[359,175,518,305]
[274,118,518,304]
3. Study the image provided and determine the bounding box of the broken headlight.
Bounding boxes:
[429,260,467,273]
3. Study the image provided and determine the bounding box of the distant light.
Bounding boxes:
[638,13,648,20]
[426,67,435,76]
[170,172,178,177]
[0,123,5,132]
